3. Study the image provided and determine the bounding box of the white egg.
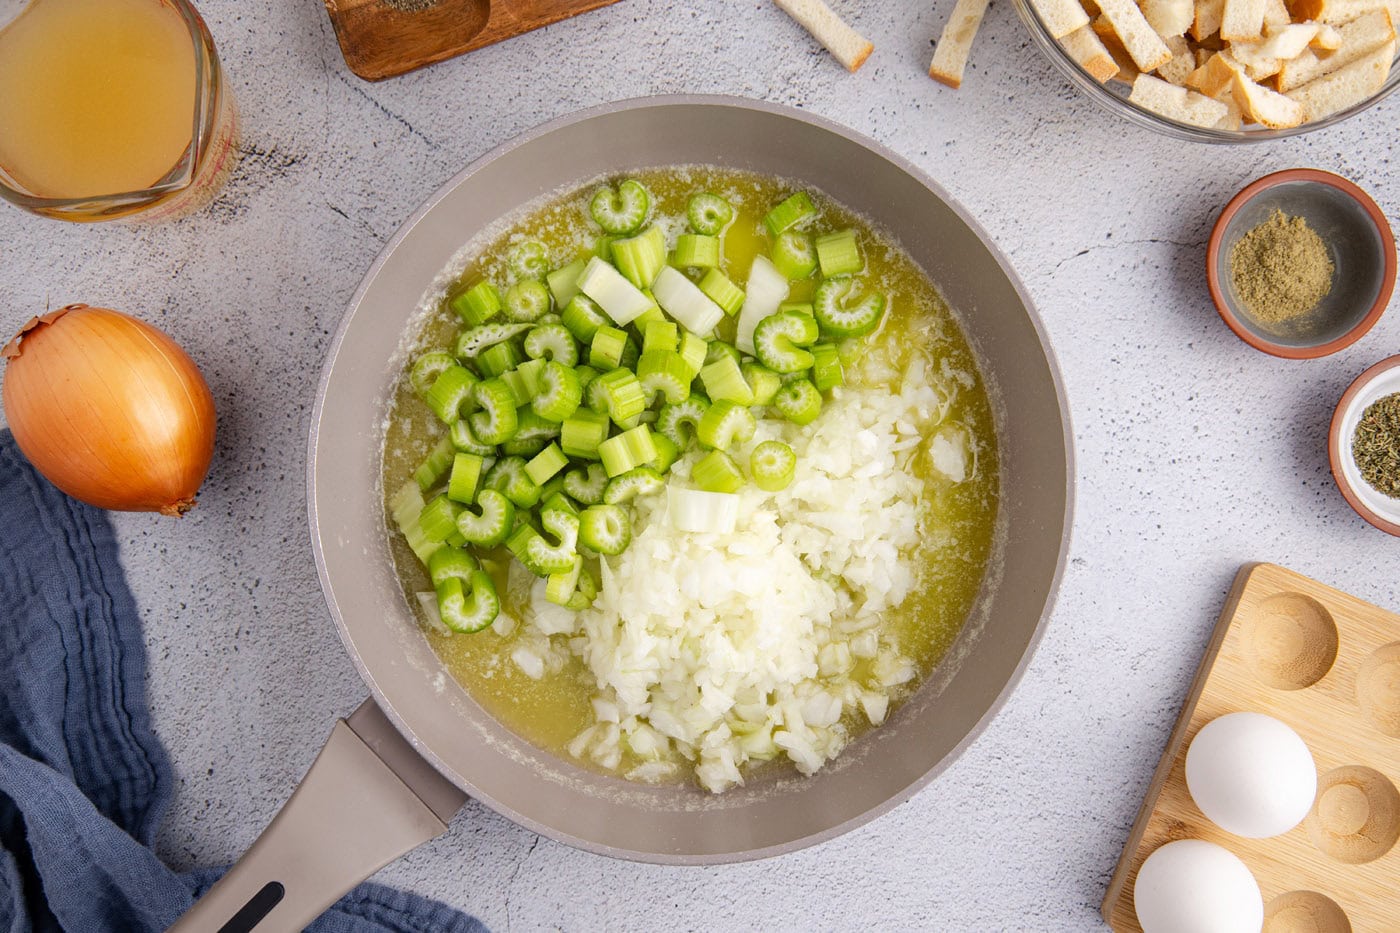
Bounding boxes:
[1186,712,1317,838]
[1134,839,1263,933]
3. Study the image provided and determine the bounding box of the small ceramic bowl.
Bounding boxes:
[1330,355,1400,536]
[1207,169,1396,359]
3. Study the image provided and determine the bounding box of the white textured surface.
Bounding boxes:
[1,1,1398,929]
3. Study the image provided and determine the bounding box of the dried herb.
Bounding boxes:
[1353,392,1400,499]
[1229,210,1334,325]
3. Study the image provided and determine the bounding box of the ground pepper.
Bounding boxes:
[1353,392,1400,499]
[1229,210,1334,325]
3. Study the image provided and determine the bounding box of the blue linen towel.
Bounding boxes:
[0,431,486,933]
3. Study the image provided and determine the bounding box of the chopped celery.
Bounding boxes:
[705,340,741,367]
[563,463,609,505]
[699,354,755,406]
[774,378,822,425]
[514,409,561,442]
[447,453,484,504]
[449,418,494,456]
[561,409,609,460]
[524,322,579,367]
[524,446,566,488]
[638,350,694,405]
[469,379,519,445]
[752,310,819,373]
[588,368,646,427]
[673,234,720,269]
[693,450,744,493]
[652,266,724,335]
[546,258,587,308]
[424,366,478,423]
[764,192,817,236]
[741,361,782,406]
[561,294,608,343]
[642,319,679,354]
[455,322,531,359]
[577,257,652,325]
[602,466,665,505]
[590,180,650,235]
[508,241,551,279]
[696,400,756,451]
[779,301,814,315]
[476,341,522,378]
[812,276,886,338]
[448,281,502,326]
[678,332,708,374]
[735,255,790,356]
[413,437,455,492]
[771,230,817,280]
[525,509,580,575]
[815,230,862,277]
[411,352,457,397]
[579,504,632,555]
[390,481,438,564]
[750,440,796,492]
[501,436,548,458]
[590,326,630,370]
[531,361,583,422]
[456,489,515,547]
[484,456,542,508]
[503,279,552,323]
[656,394,710,447]
[650,432,681,473]
[545,555,585,606]
[599,424,658,477]
[686,192,734,235]
[513,358,548,399]
[612,226,666,289]
[698,269,745,316]
[418,494,462,543]
[436,572,500,633]
[811,343,844,391]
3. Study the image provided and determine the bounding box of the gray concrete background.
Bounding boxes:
[1,0,1397,929]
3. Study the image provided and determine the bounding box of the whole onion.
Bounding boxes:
[2,304,217,516]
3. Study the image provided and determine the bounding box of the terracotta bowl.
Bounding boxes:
[1330,355,1400,537]
[1207,169,1396,359]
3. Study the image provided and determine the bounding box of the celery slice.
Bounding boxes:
[698,269,745,316]
[752,310,819,373]
[484,456,542,508]
[750,440,796,492]
[774,379,822,425]
[476,341,521,379]
[652,266,725,335]
[577,257,653,326]
[413,437,455,492]
[764,192,817,237]
[602,466,665,505]
[579,504,632,555]
[811,343,844,391]
[588,368,646,427]
[678,332,708,374]
[503,279,552,323]
[815,230,863,277]
[735,256,790,356]
[449,419,494,456]
[449,281,502,326]
[812,276,886,338]
[424,366,478,423]
[638,350,695,405]
[390,481,439,564]
[656,394,710,448]
[418,495,463,544]
[531,361,583,422]
[686,193,734,235]
[693,450,744,493]
[456,322,531,358]
[524,323,579,367]
[469,379,520,445]
[590,180,650,235]
[563,463,609,505]
[771,231,817,280]
[599,424,658,478]
[436,571,500,633]
[525,443,568,486]
[447,453,484,504]
[642,320,679,354]
[561,410,609,460]
[667,487,738,535]
[696,401,756,451]
[526,509,580,575]
[741,361,782,406]
[699,354,755,406]
[508,241,551,279]
[545,554,584,606]
[561,294,608,343]
[589,326,631,370]
[546,258,587,308]
[411,352,457,397]
[612,226,666,290]
[673,234,721,269]
[514,409,561,442]
[456,489,515,547]
[649,432,681,474]
[428,545,479,587]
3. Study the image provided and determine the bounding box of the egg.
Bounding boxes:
[1186,712,1317,838]
[1134,839,1263,933]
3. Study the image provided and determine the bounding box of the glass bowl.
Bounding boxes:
[1010,0,1400,143]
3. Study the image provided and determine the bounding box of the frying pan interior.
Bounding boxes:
[310,96,1073,863]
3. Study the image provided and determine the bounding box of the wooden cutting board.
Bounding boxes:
[323,0,625,81]
[1103,563,1400,932]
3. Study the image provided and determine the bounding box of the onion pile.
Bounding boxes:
[2,304,216,516]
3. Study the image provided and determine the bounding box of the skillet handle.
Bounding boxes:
[168,698,468,933]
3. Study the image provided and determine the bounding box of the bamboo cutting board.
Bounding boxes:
[1103,563,1400,932]
[322,0,625,81]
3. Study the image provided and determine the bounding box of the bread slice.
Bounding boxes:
[1232,72,1309,123]
[1062,25,1122,80]
[774,0,875,72]
[1264,0,1295,27]
[1257,21,1324,55]
[1143,0,1196,36]
[1130,72,1233,124]
[1286,38,1396,116]
[1159,34,1201,79]
[1215,96,1247,127]
[1222,0,1269,39]
[1094,16,1145,77]
[1193,0,1228,39]
[1277,9,1394,88]
[929,0,994,87]
[1099,0,1175,67]
[1314,23,1344,47]
[1031,0,1093,37]
[1187,49,1247,92]
[1288,0,1396,23]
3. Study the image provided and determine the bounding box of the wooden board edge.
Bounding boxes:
[1100,561,1267,925]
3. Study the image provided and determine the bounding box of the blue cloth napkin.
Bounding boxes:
[0,431,486,933]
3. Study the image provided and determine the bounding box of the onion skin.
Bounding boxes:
[2,304,216,516]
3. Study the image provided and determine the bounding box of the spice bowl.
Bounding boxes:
[1330,355,1400,537]
[1207,169,1396,359]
